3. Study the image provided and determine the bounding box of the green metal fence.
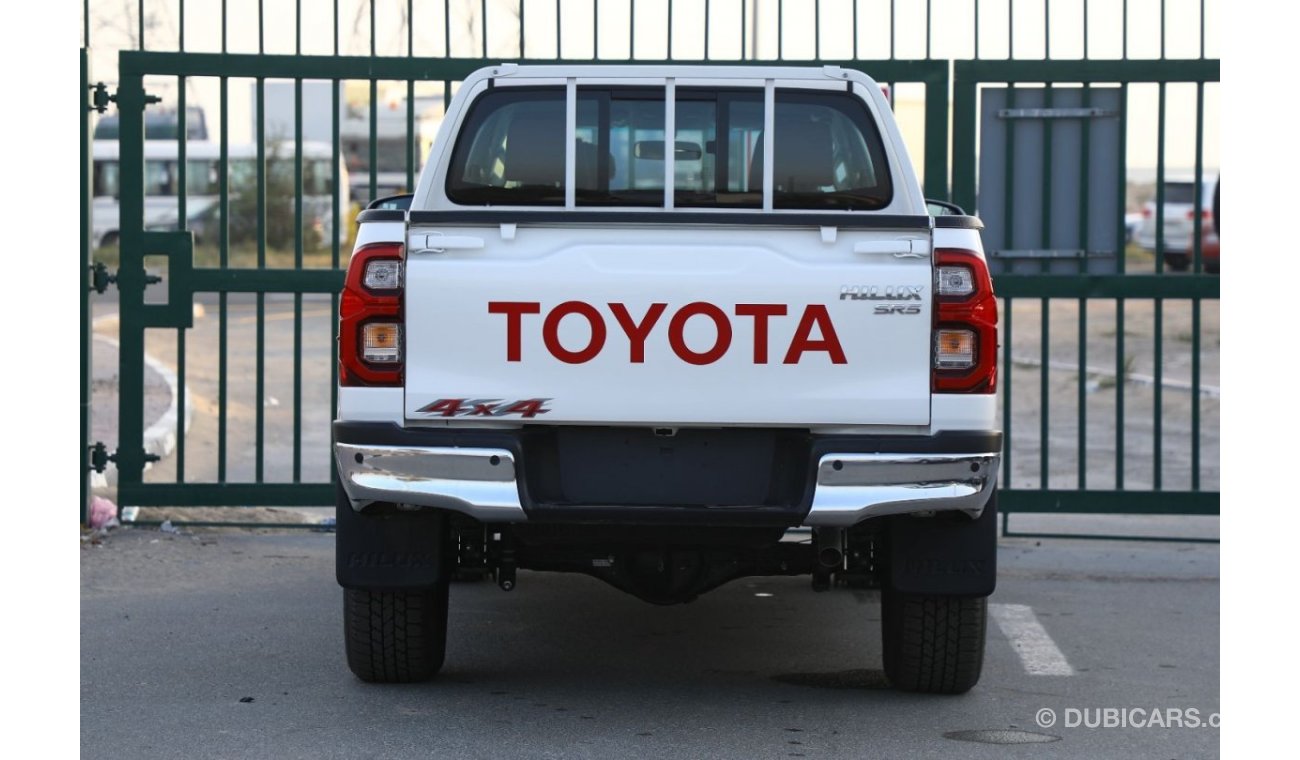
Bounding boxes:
[82,0,1220,538]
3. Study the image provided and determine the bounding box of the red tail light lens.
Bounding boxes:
[933,248,998,393]
[339,243,404,386]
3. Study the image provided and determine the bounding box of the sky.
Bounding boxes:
[82,0,1220,176]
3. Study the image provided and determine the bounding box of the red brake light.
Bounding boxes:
[933,248,998,393]
[339,242,404,386]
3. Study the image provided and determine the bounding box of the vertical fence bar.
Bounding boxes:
[293,78,304,483]
[138,0,144,49]
[668,0,674,58]
[175,78,187,483]
[1153,82,1165,490]
[1039,80,1053,490]
[256,78,266,483]
[218,76,228,482]
[706,0,712,60]
[777,0,782,60]
[813,0,819,60]
[889,0,895,59]
[1002,298,1013,487]
[330,75,341,456]
[331,0,341,474]
[408,0,416,191]
[482,0,488,57]
[851,0,857,59]
[520,0,526,58]
[1115,81,1126,489]
[370,1,378,202]
[81,49,92,523]
[1160,0,1166,59]
[925,0,931,59]
[1191,81,1204,490]
[1077,83,1091,488]
[923,67,950,200]
[594,0,600,58]
[631,0,637,59]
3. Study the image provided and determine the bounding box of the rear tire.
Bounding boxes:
[1163,253,1190,271]
[344,583,449,683]
[881,591,987,694]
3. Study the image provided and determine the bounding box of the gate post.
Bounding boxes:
[80,49,92,524]
[113,62,149,503]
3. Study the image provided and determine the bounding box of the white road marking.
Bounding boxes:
[990,603,1076,676]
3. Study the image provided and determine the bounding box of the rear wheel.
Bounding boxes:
[881,591,987,694]
[344,582,449,683]
[1163,252,1190,271]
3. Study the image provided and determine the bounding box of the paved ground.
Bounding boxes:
[81,529,1219,759]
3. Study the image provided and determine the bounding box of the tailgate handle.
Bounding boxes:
[854,240,930,258]
[410,234,485,253]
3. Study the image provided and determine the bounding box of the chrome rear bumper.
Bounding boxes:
[802,452,1000,526]
[335,442,999,526]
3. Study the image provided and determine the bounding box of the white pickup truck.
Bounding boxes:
[333,64,1001,694]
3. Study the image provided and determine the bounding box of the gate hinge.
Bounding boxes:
[88,442,112,473]
[90,262,117,294]
[88,443,160,474]
[88,82,113,114]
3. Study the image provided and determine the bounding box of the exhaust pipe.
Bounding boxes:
[815,527,845,568]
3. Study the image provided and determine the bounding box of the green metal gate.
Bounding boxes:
[82,0,1219,538]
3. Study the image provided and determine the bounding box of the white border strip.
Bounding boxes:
[990,603,1076,676]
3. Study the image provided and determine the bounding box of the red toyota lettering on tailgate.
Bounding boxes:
[487,301,847,365]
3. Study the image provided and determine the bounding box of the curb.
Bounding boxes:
[89,313,195,490]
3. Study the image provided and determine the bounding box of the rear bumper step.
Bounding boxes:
[334,423,1000,527]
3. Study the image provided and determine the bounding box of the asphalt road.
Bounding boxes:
[81,530,1219,759]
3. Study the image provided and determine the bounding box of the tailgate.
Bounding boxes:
[403,222,933,426]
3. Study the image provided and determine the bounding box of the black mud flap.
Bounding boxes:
[335,483,449,591]
[886,492,997,597]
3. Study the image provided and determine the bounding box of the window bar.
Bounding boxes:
[565,78,577,208]
[664,78,676,208]
[762,79,774,210]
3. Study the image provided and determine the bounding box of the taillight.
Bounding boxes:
[1142,207,1152,218]
[1187,209,1212,221]
[933,248,998,393]
[339,242,404,386]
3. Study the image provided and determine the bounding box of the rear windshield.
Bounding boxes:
[1163,183,1196,204]
[445,86,893,210]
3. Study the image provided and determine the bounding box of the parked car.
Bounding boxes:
[1134,177,1217,271]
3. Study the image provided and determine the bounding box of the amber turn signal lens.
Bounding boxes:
[362,322,401,363]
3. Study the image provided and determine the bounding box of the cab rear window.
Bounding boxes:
[445,86,893,210]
